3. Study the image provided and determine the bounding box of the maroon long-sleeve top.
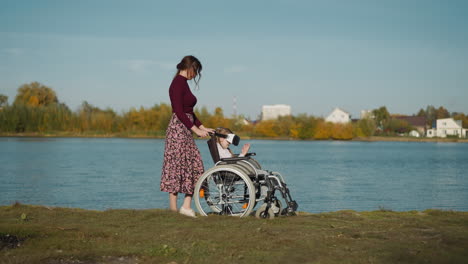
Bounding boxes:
[169,75,202,129]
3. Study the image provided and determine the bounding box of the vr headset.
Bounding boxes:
[214,132,240,146]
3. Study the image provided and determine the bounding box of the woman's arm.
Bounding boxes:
[199,125,214,133]
[191,126,209,137]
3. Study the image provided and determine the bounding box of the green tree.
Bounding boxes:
[425,105,436,127]
[276,115,295,137]
[386,119,412,134]
[355,118,376,137]
[416,108,425,117]
[0,94,8,108]
[294,114,319,139]
[372,106,390,129]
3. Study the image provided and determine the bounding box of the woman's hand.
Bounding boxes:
[241,143,251,156]
[199,125,215,134]
[191,126,209,137]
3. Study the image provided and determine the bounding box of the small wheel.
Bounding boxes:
[255,204,275,219]
[273,200,282,216]
[281,208,297,216]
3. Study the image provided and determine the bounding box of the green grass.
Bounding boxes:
[1,204,468,264]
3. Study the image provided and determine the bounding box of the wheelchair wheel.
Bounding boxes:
[245,158,261,169]
[255,203,275,219]
[194,165,256,217]
[273,200,282,216]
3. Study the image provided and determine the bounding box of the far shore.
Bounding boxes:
[1,132,467,143]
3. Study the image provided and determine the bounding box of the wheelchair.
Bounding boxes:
[194,133,298,218]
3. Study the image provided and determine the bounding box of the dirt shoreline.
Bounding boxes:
[1,133,467,143]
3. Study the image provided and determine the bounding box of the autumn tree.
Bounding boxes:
[254,120,279,137]
[152,103,172,132]
[452,113,468,128]
[332,123,354,140]
[435,106,450,119]
[76,101,117,132]
[416,105,450,127]
[195,106,210,125]
[204,107,231,129]
[314,121,333,140]
[14,82,58,107]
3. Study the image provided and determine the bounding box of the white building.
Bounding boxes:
[325,108,351,123]
[409,130,420,137]
[426,118,467,138]
[360,110,374,119]
[261,104,291,120]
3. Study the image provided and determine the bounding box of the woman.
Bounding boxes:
[160,55,213,217]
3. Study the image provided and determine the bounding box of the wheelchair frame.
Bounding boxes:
[193,134,298,218]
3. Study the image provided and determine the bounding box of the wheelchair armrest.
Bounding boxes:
[219,156,251,163]
[218,153,256,164]
[221,153,256,161]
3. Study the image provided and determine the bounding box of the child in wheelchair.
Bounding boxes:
[214,127,251,159]
[193,127,298,218]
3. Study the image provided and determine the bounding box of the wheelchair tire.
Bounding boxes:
[194,165,256,217]
[255,203,275,219]
[273,200,282,216]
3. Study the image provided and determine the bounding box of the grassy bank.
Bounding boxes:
[1,204,467,264]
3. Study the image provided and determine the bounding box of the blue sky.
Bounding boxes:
[1,0,467,119]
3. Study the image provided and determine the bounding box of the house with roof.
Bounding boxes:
[325,108,351,123]
[394,116,427,136]
[426,118,467,138]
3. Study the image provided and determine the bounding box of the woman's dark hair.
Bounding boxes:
[175,55,202,89]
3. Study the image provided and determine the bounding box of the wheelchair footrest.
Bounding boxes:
[279,200,298,216]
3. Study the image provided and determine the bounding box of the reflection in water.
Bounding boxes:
[1,138,467,212]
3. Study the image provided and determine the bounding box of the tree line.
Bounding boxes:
[1,82,467,139]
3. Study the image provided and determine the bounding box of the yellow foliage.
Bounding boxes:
[314,122,332,139]
[255,120,278,137]
[332,123,354,140]
[28,96,39,107]
[289,123,302,139]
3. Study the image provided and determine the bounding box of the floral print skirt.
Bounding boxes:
[160,113,204,194]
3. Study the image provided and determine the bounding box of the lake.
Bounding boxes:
[1,137,467,213]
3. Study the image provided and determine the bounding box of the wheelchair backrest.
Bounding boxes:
[207,134,221,163]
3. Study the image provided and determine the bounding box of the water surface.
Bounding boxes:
[1,137,467,212]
